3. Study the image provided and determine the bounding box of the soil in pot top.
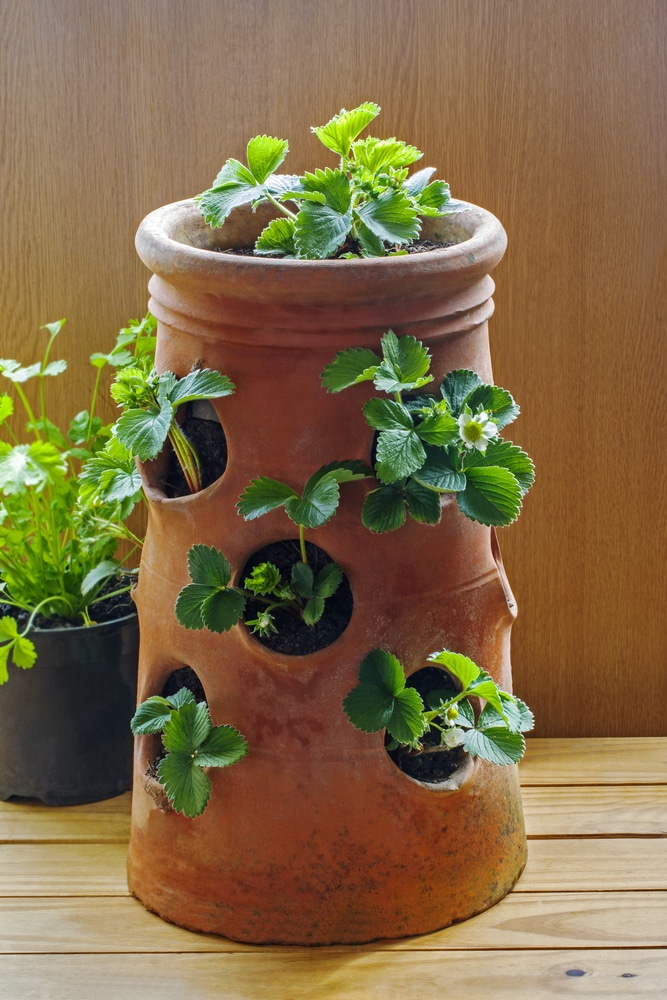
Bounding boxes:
[163,408,228,499]
[0,573,137,632]
[240,539,353,655]
[387,666,469,784]
[217,239,455,259]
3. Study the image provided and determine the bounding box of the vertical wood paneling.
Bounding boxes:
[1,0,665,735]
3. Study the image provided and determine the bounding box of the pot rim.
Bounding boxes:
[135,198,508,296]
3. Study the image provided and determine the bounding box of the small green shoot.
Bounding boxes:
[130,687,247,818]
[343,648,534,766]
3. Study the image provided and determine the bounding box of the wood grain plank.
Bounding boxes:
[0,950,663,999]
[0,794,131,843]
[517,839,667,892]
[1,838,664,897]
[520,739,667,785]
[0,845,129,896]
[0,892,664,954]
[522,785,667,837]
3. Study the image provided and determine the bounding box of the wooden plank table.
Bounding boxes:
[1,738,665,999]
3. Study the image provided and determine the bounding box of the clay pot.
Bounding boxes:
[127,199,527,944]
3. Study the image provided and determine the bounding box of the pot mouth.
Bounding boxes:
[135,198,508,291]
[30,607,138,635]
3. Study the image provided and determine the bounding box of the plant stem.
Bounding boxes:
[299,524,308,564]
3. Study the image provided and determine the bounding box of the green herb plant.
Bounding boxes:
[195,101,451,259]
[321,330,535,531]
[175,461,370,637]
[343,648,534,766]
[130,686,247,817]
[0,316,153,684]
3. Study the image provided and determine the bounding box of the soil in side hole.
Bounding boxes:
[388,666,468,783]
[163,411,228,499]
[240,539,353,655]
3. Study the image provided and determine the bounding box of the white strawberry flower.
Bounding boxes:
[457,409,497,452]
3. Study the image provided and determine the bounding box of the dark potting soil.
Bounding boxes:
[0,573,137,632]
[163,413,228,499]
[217,239,454,259]
[240,539,353,655]
[161,665,207,703]
[387,665,469,784]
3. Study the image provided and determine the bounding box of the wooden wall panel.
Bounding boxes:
[1,0,665,736]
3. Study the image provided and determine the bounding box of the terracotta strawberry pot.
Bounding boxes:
[127,199,527,944]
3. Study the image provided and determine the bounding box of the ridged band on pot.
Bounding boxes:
[0,613,138,806]
[128,198,526,944]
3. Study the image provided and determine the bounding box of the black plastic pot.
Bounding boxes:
[0,611,138,805]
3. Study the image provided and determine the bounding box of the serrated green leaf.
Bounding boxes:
[352,137,423,173]
[187,544,232,587]
[290,560,314,597]
[363,397,413,432]
[375,428,426,483]
[286,473,339,527]
[403,166,437,196]
[237,477,298,520]
[343,682,394,733]
[387,687,428,744]
[404,478,442,524]
[197,724,248,767]
[167,369,235,406]
[415,409,458,446]
[255,217,297,256]
[356,188,421,246]
[428,649,481,688]
[312,102,381,157]
[302,595,325,625]
[441,369,484,415]
[457,465,522,526]
[130,696,173,735]
[157,752,212,818]
[301,168,352,214]
[465,384,519,429]
[246,135,289,184]
[467,679,505,715]
[361,484,406,533]
[415,179,451,216]
[358,648,405,696]
[200,587,246,634]
[174,583,208,630]
[466,439,535,495]
[115,399,172,461]
[463,727,525,765]
[320,348,381,392]
[0,360,41,383]
[412,445,466,492]
[356,221,386,257]
[314,561,343,598]
[167,688,197,709]
[374,331,433,394]
[305,460,372,489]
[41,359,67,378]
[162,701,212,754]
[293,201,352,259]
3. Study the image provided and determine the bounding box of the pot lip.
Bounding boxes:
[135,197,507,285]
[29,607,138,635]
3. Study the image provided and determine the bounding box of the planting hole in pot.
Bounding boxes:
[240,539,353,655]
[387,666,470,784]
[161,665,207,703]
[163,400,228,498]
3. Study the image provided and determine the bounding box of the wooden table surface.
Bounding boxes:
[1,738,665,999]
